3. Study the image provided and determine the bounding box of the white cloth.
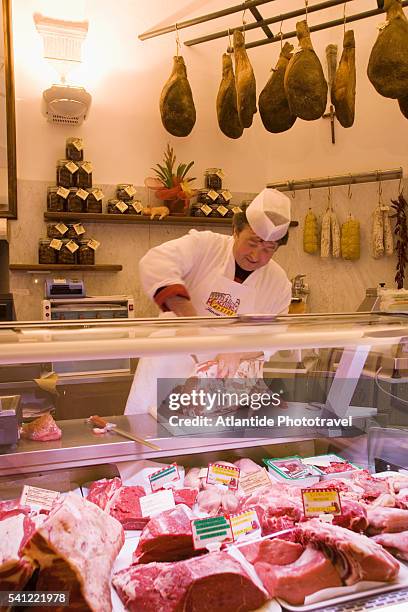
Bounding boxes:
[246,188,291,241]
[125,230,291,415]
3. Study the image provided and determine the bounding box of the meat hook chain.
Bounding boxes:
[348,174,353,200]
[343,1,347,34]
[175,22,181,56]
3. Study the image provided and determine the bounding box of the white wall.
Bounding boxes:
[11,0,408,190]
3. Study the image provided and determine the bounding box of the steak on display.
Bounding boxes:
[0,513,36,593]
[86,478,148,530]
[372,531,408,561]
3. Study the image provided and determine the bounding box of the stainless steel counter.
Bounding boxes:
[0,415,313,477]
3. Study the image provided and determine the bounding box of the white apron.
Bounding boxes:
[125,246,258,415]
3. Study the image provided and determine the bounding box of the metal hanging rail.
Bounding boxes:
[184,0,354,47]
[138,0,277,41]
[267,168,403,192]
[245,1,408,49]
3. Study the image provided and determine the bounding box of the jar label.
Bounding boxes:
[71,138,83,151]
[200,204,212,216]
[50,239,63,251]
[87,239,100,251]
[216,170,225,179]
[65,161,78,174]
[73,223,85,235]
[232,206,242,214]
[116,200,128,213]
[130,200,143,213]
[221,190,232,202]
[55,223,68,235]
[66,240,79,253]
[217,205,229,217]
[124,185,137,197]
[207,190,219,202]
[92,189,104,201]
[57,186,70,199]
[81,162,93,174]
[77,188,89,200]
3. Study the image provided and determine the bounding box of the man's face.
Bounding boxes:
[233,225,279,271]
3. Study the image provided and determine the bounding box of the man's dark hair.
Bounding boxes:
[232,204,289,246]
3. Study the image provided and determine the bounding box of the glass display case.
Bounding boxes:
[1,312,408,610]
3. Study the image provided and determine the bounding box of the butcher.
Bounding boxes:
[125,188,292,414]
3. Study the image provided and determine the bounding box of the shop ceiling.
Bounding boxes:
[139,0,404,49]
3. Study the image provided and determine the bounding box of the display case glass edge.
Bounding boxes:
[0,0,16,219]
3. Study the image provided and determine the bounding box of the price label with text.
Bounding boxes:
[239,468,271,495]
[207,463,240,489]
[149,463,180,492]
[229,509,261,542]
[302,488,342,518]
[139,489,175,518]
[20,485,60,512]
[192,516,233,550]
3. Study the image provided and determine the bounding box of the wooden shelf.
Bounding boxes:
[44,212,299,228]
[9,264,122,272]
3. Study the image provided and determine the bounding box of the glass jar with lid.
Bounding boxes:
[204,168,223,191]
[58,240,78,264]
[66,188,85,213]
[78,240,95,265]
[107,199,128,214]
[38,239,57,264]
[47,222,69,239]
[65,223,85,239]
[47,186,69,212]
[117,184,137,201]
[66,137,84,162]
[56,159,78,188]
[85,188,104,213]
[77,162,93,189]
[127,200,143,215]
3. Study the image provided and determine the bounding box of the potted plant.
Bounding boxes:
[149,145,196,214]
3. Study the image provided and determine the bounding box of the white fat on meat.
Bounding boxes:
[366,506,408,535]
[184,467,201,490]
[234,458,262,475]
[196,488,222,515]
[372,531,408,561]
[0,513,35,591]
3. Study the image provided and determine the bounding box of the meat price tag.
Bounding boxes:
[239,468,271,495]
[198,467,208,478]
[20,485,60,511]
[139,489,175,518]
[302,488,342,518]
[207,463,240,490]
[148,462,180,492]
[229,509,261,542]
[191,516,234,550]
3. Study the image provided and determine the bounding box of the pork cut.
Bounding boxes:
[256,545,342,605]
[332,30,356,127]
[284,20,327,120]
[351,470,390,500]
[239,537,303,566]
[241,486,302,535]
[332,499,368,533]
[216,53,244,139]
[133,505,200,564]
[234,458,263,475]
[0,499,30,520]
[298,519,399,585]
[113,551,268,612]
[259,42,297,133]
[0,513,35,593]
[234,29,257,128]
[22,492,124,612]
[372,531,408,561]
[86,478,148,530]
[20,413,61,441]
[366,506,408,535]
[173,488,198,509]
[368,0,408,99]
[160,56,196,137]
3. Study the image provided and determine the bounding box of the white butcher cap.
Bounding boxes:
[246,188,291,241]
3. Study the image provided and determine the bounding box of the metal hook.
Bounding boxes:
[377,170,383,204]
[287,180,296,198]
[343,2,347,35]
[175,23,181,56]
[279,18,284,50]
[227,28,232,52]
[305,0,309,22]
[348,173,353,199]
[398,173,404,196]
[308,180,312,202]
[327,177,332,209]
[242,7,247,41]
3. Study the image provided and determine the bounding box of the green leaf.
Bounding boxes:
[181,161,194,179]
[176,163,186,178]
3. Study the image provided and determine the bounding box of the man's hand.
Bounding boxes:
[215,351,265,378]
[165,295,197,317]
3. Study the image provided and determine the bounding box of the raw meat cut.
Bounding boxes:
[368,0,408,99]
[259,42,296,133]
[256,545,342,605]
[216,53,244,139]
[86,478,148,530]
[22,492,124,612]
[372,531,408,561]
[0,499,30,520]
[366,506,408,535]
[239,537,303,566]
[113,551,268,612]
[20,413,61,441]
[184,467,201,489]
[173,488,198,509]
[332,30,356,128]
[351,470,390,499]
[298,519,399,585]
[332,499,368,533]
[196,488,222,515]
[241,486,302,535]
[284,20,327,120]
[0,513,35,592]
[160,56,196,137]
[234,29,257,128]
[133,505,199,564]
[234,458,262,474]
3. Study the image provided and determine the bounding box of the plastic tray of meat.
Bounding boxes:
[276,561,408,611]
[301,454,362,480]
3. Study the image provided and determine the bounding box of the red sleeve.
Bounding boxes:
[154,284,191,311]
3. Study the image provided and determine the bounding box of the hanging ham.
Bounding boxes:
[216,53,244,139]
[234,29,257,128]
[332,30,356,128]
[160,56,196,137]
